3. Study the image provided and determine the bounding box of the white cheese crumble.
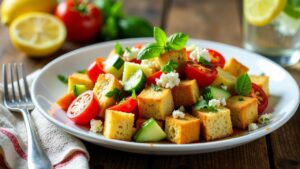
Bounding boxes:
[208,98,226,107]
[141,59,159,70]
[248,123,258,131]
[123,47,140,60]
[220,84,228,90]
[90,119,103,133]
[258,113,272,125]
[172,108,185,119]
[190,47,211,62]
[156,71,180,89]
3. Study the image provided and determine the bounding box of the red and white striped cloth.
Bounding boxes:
[0,70,89,169]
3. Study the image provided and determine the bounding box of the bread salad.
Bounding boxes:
[56,27,271,144]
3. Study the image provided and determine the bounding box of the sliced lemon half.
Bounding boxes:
[244,0,287,26]
[9,12,66,57]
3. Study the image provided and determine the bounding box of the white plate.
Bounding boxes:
[32,38,300,155]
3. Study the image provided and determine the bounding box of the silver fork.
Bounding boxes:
[2,63,52,169]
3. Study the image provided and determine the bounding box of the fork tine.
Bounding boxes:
[2,64,10,101]
[14,63,24,101]
[9,64,17,102]
[21,63,31,101]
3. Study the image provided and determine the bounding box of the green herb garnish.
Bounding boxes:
[57,74,68,85]
[151,84,162,91]
[115,42,124,55]
[194,99,217,112]
[161,60,178,73]
[105,88,123,101]
[198,56,212,67]
[235,73,252,96]
[125,47,131,53]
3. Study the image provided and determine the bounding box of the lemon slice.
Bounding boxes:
[9,12,66,57]
[244,0,287,26]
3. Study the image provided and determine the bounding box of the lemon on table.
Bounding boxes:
[244,0,287,26]
[9,12,66,57]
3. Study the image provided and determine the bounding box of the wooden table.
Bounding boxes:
[1,0,300,168]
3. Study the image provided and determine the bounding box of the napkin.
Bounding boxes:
[0,70,89,169]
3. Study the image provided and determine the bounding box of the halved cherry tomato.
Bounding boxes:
[87,58,105,83]
[249,83,268,114]
[208,49,226,68]
[147,71,163,85]
[67,91,100,124]
[108,97,138,113]
[185,62,217,88]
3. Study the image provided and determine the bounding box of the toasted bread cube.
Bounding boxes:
[171,80,200,107]
[226,96,258,129]
[93,74,123,117]
[212,67,236,92]
[156,48,187,75]
[103,110,135,141]
[193,107,233,141]
[165,114,200,144]
[138,87,174,120]
[224,58,249,77]
[68,73,94,93]
[250,75,269,95]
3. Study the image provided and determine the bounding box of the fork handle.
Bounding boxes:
[21,109,52,169]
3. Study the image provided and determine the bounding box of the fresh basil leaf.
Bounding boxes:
[198,57,213,67]
[57,74,68,85]
[161,60,178,73]
[235,74,251,96]
[115,42,124,55]
[137,43,164,60]
[166,33,189,51]
[154,27,167,46]
[125,47,131,53]
[151,84,162,91]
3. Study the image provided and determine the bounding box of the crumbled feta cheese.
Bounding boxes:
[172,109,185,119]
[123,47,140,60]
[258,113,272,125]
[90,119,103,133]
[156,71,180,89]
[141,59,159,70]
[178,106,185,112]
[248,123,258,131]
[220,84,228,90]
[190,47,211,62]
[208,99,221,107]
[220,98,226,106]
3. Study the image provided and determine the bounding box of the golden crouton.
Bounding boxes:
[138,87,174,120]
[193,107,233,141]
[226,96,258,129]
[93,74,123,117]
[165,114,200,144]
[172,80,200,107]
[211,67,236,92]
[103,110,135,141]
[250,75,269,95]
[224,58,249,77]
[68,73,94,93]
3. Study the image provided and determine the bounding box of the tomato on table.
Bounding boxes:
[147,71,163,85]
[87,58,105,83]
[208,49,226,68]
[185,62,217,88]
[108,97,138,113]
[55,0,103,42]
[249,83,268,114]
[67,91,100,124]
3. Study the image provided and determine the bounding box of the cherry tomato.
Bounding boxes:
[55,0,103,42]
[87,58,105,83]
[185,62,217,88]
[67,91,100,124]
[108,97,138,113]
[208,49,226,68]
[249,83,269,114]
[147,71,163,85]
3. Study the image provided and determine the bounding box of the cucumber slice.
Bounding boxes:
[134,118,167,142]
[73,84,88,97]
[122,61,153,82]
[203,86,231,100]
[104,55,125,79]
[124,69,146,93]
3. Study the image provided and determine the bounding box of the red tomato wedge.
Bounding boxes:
[185,62,217,88]
[67,91,100,124]
[125,58,141,64]
[147,71,163,85]
[108,97,138,113]
[208,49,226,68]
[249,83,269,114]
[87,58,105,83]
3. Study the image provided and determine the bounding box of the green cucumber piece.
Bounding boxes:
[73,84,88,97]
[124,69,146,93]
[122,61,153,82]
[203,86,231,100]
[134,118,167,142]
[104,54,125,79]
